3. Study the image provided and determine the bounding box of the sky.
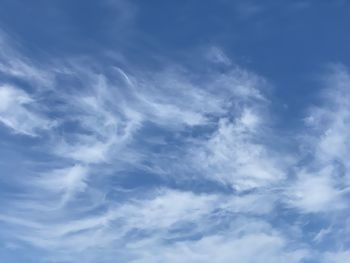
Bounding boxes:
[1,0,350,262]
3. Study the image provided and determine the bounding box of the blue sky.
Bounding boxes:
[1,1,350,262]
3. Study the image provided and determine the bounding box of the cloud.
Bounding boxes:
[322,250,350,263]
[129,232,308,263]
[206,46,232,65]
[0,84,54,136]
[34,165,89,205]
[189,108,287,191]
[0,34,294,263]
[285,64,350,214]
[2,27,350,262]
[0,188,297,262]
[286,166,346,213]
[0,30,54,88]
[304,64,350,166]
[234,1,264,19]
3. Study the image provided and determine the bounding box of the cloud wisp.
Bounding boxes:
[1,29,350,263]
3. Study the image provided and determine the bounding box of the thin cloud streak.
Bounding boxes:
[1,29,350,263]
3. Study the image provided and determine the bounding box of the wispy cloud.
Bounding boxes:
[0,84,54,136]
[285,64,350,215]
[1,27,350,262]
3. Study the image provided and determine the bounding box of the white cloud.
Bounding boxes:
[0,186,274,244]
[286,167,346,213]
[129,233,308,263]
[4,28,350,263]
[0,30,54,87]
[0,48,305,263]
[305,65,350,167]
[206,46,232,65]
[0,85,54,136]
[286,64,350,213]
[322,250,350,263]
[191,113,286,191]
[34,165,89,205]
